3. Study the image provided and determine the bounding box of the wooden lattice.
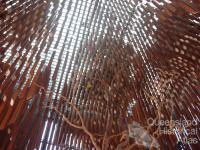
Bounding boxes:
[0,0,200,149]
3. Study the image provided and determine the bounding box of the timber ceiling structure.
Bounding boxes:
[0,0,200,149]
